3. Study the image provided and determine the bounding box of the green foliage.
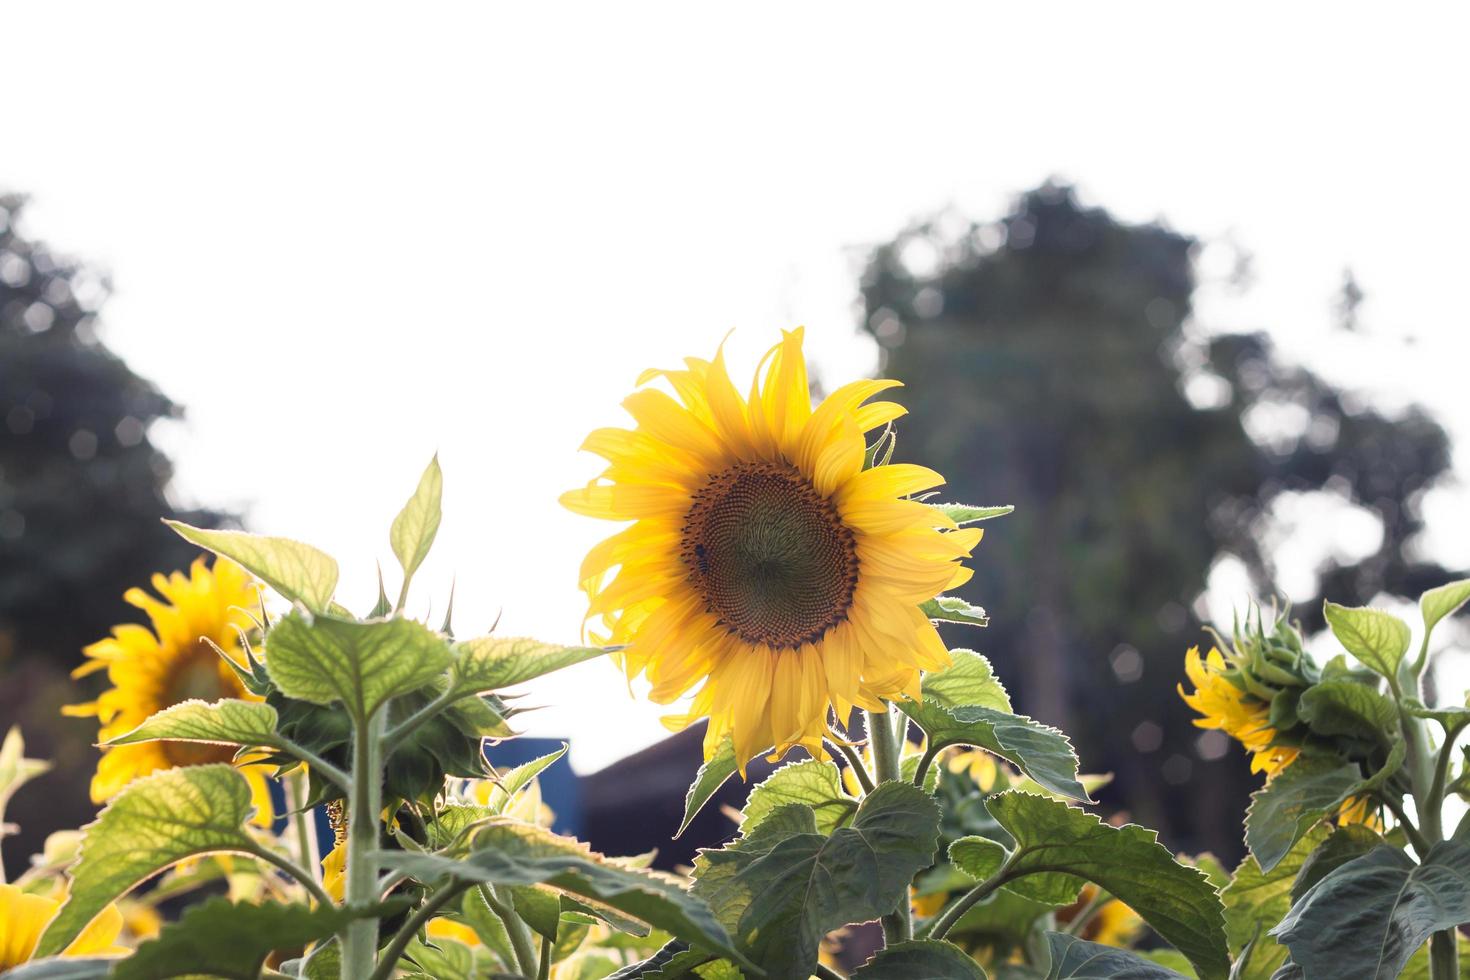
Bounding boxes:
[899,652,1090,802]
[36,765,259,957]
[851,939,988,978]
[1042,933,1190,979]
[1220,825,1330,980]
[1322,602,1412,686]
[739,759,854,836]
[677,734,738,838]
[378,819,748,967]
[104,698,279,750]
[950,792,1228,980]
[0,727,49,829]
[390,455,444,600]
[933,503,1015,525]
[166,521,338,614]
[112,898,351,979]
[693,781,941,980]
[448,635,607,698]
[1275,842,1470,980]
[1421,579,1470,640]
[921,595,990,627]
[264,610,453,721]
[1244,755,1370,872]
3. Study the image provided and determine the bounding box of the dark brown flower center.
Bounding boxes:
[680,461,859,649]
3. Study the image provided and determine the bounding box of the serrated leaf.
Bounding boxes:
[741,759,854,836]
[921,596,990,627]
[1422,579,1470,638]
[677,735,738,839]
[692,780,941,980]
[165,522,337,614]
[450,636,607,697]
[1274,841,1470,980]
[391,455,444,593]
[1221,824,1331,980]
[1245,750,1401,873]
[512,883,563,940]
[1289,823,1386,904]
[851,939,986,978]
[1295,682,1396,742]
[1043,932,1190,979]
[111,898,351,979]
[950,792,1228,980]
[264,610,453,721]
[376,819,746,968]
[483,744,568,813]
[921,650,1012,711]
[105,699,279,750]
[1323,602,1412,683]
[934,503,1015,525]
[900,701,1087,803]
[36,765,258,957]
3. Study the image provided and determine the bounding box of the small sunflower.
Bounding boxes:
[562,329,981,768]
[64,556,276,826]
[1179,646,1298,778]
[0,883,126,968]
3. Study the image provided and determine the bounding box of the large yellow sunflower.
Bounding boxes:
[561,329,981,769]
[0,884,126,969]
[64,556,276,826]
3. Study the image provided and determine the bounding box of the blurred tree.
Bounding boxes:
[859,183,1457,858]
[0,192,233,876]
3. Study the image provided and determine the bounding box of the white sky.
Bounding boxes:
[5,3,1470,771]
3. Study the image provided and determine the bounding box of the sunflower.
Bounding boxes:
[562,329,981,769]
[64,556,276,826]
[1179,646,1298,778]
[0,884,126,968]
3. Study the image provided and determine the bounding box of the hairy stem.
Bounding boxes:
[537,932,553,980]
[483,884,540,978]
[286,770,321,883]
[245,843,336,910]
[924,853,1018,942]
[867,704,911,943]
[366,881,470,980]
[826,738,876,796]
[342,710,386,979]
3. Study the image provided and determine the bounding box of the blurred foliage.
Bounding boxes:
[0,192,232,669]
[858,183,1457,857]
[0,192,233,878]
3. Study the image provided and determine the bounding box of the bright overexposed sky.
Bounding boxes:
[6,4,1469,771]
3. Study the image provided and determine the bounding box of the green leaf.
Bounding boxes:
[1323,601,1412,683]
[919,649,1012,710]
[104,698,279,750]
[1423,579,1470,639]
[483,743,568,813]
[1274,841,1470,980]
[678,735,739,838]
[692,780,941,980]
[377,819,747,968]
[264,610,454,721]
[165,521,338,614]
[921,595,990,628]
[1244,751,1400,872]
[450,636,608,697]
[1290,823,1387,904]
[933,503,1015,525]
[512,883,564,940]
[851,939,987,978]
[1221,824,1331,980]
[111,898,351,979]
[1295,681,1397,742]
[0,726,50,827]
[391,455,444,594]
[741,759,854,836]
[36,765,258,957]
[951,792,1228,980]
[1043,933,1190,979]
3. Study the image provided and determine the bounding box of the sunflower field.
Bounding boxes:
[2,331,1469,980]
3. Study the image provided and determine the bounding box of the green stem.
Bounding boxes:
[342,711,386,979]
[827,738,876,796]
[537,932,553,980]
[867,704,911,943]
[244,843,336,910]
[366,881,471,980]
[924,853,1018,942]
[912,742,941,790]
[277,739,350,791]
[1062,887,1112,937]
[1377,791,1432,859]
[1431,929,1458,980]
[287,770,320,883]
[483,884,539,978]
